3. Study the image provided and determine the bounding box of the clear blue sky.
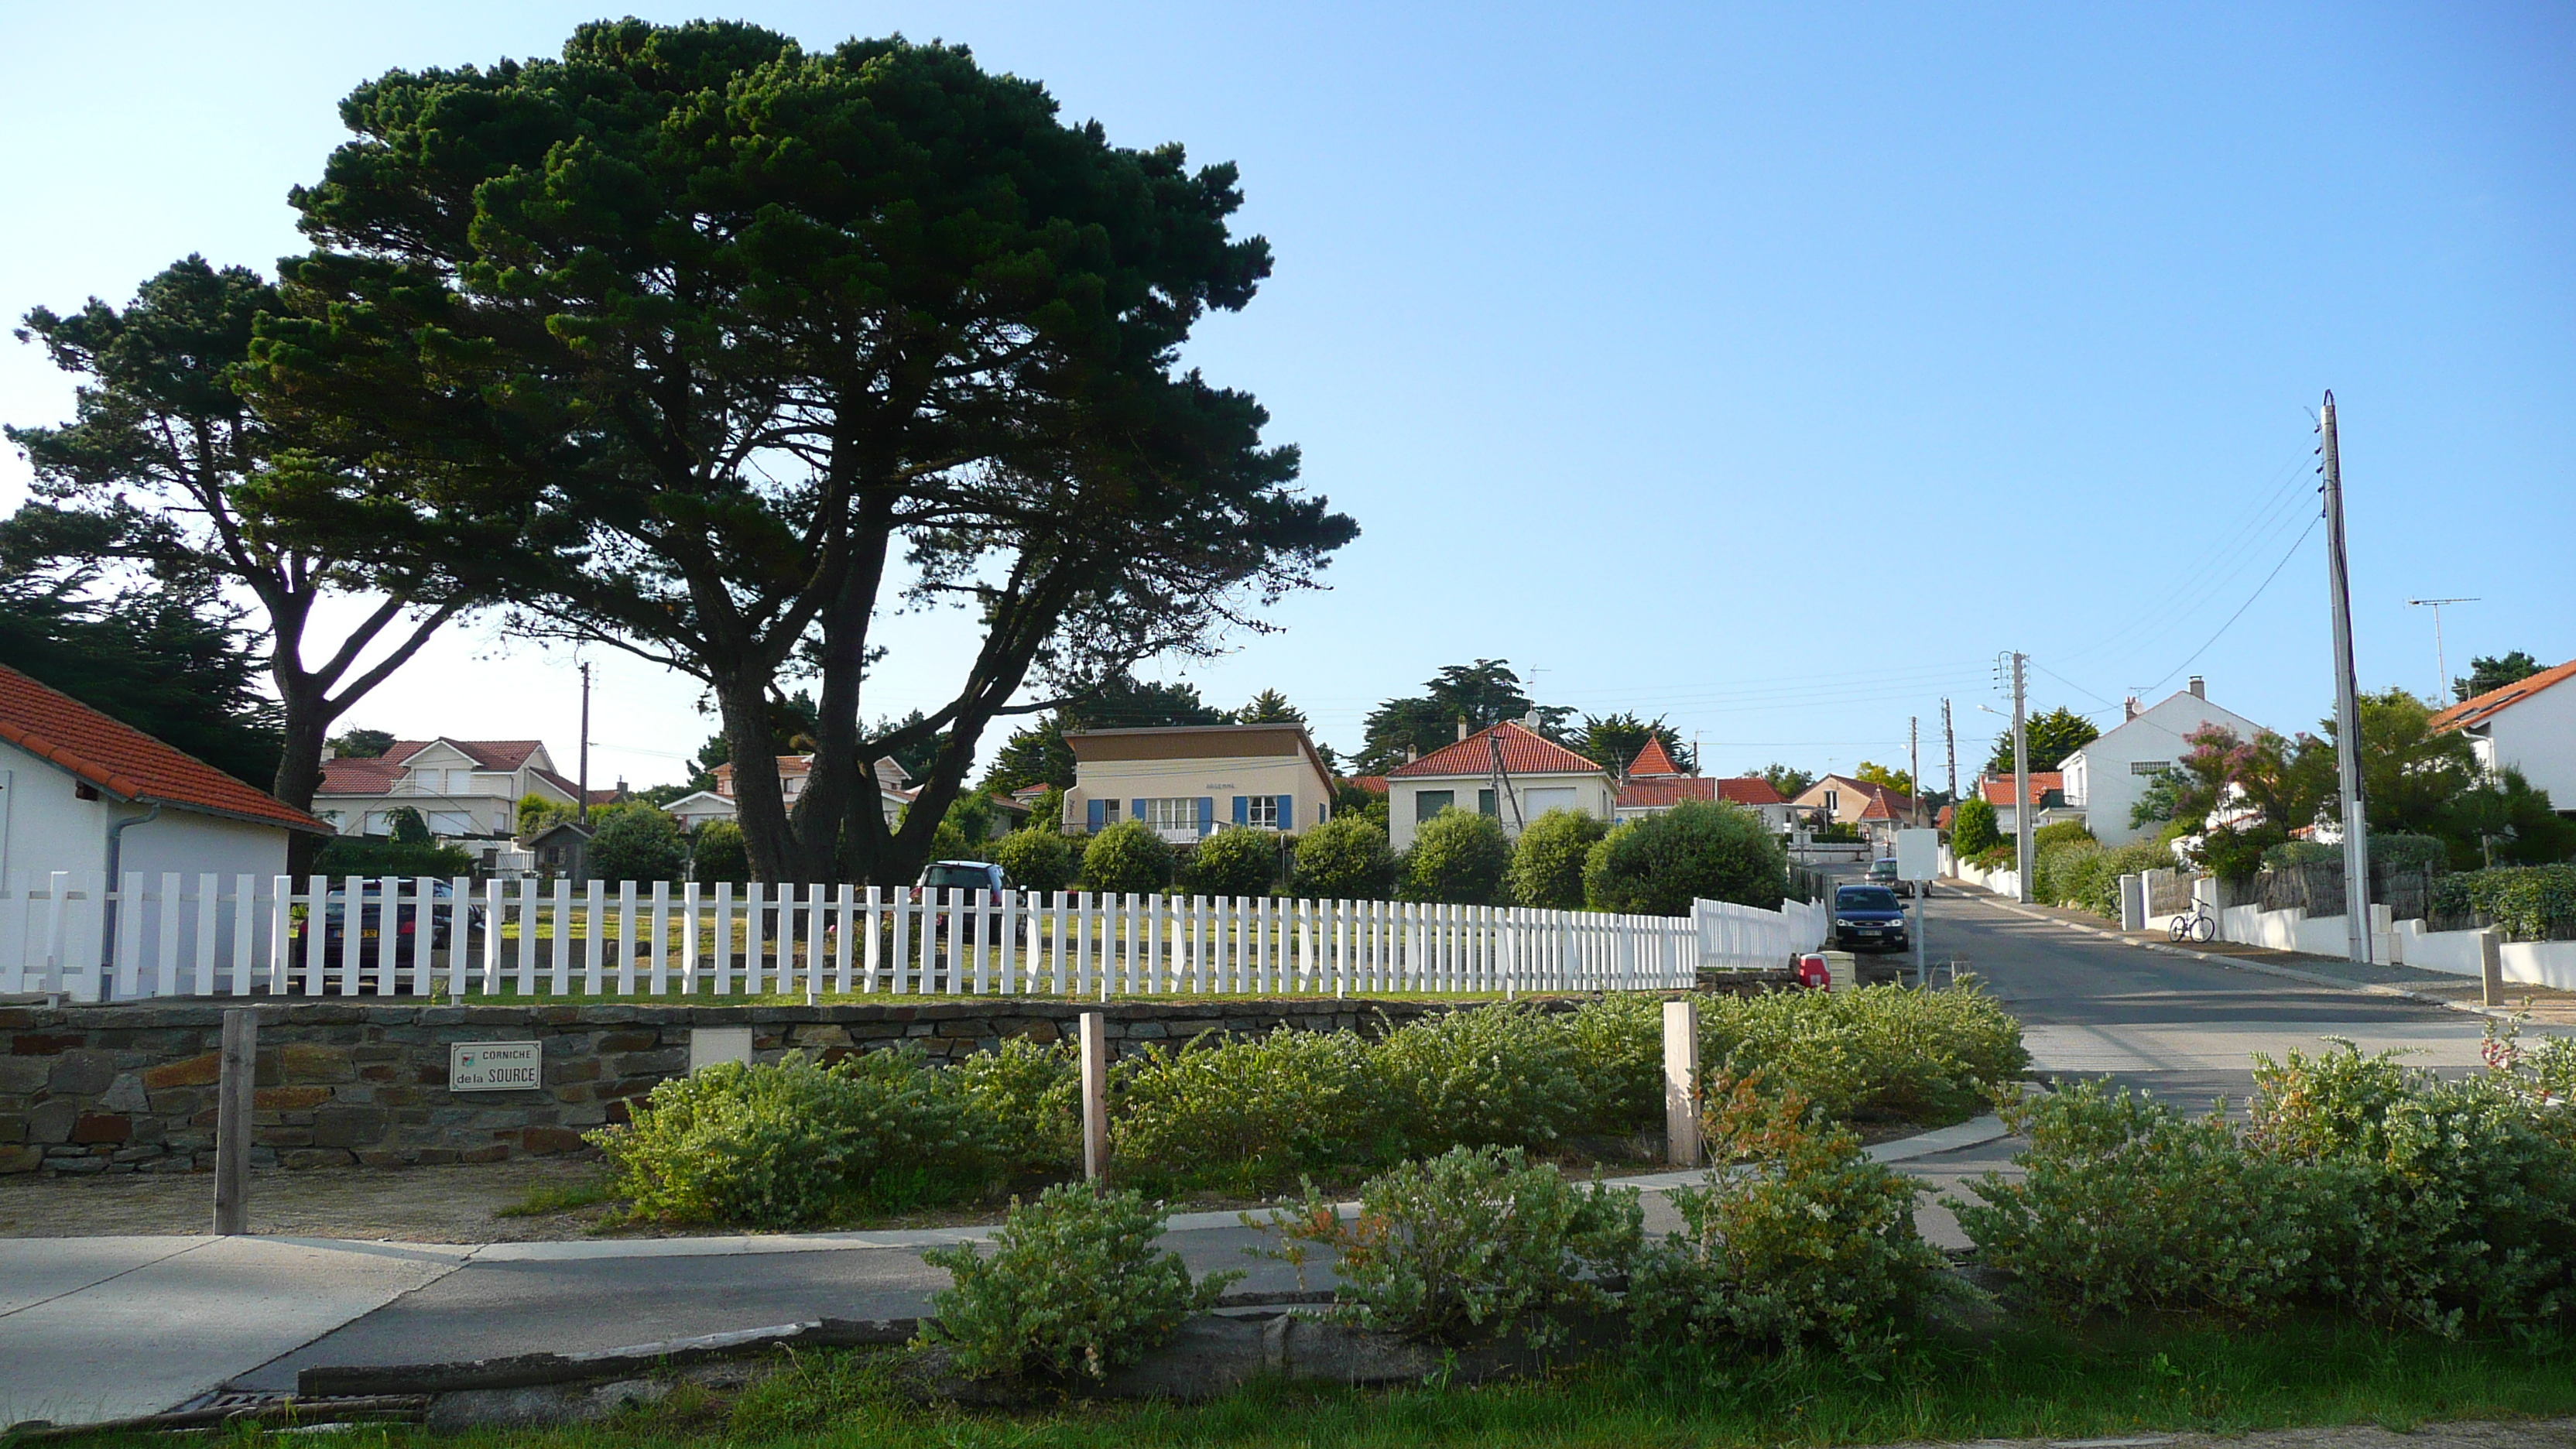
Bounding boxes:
[3,2,2568,791]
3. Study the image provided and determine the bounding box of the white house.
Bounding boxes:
[314,738,584,840]
[2058,677,2264,843]
[0,662,331,896]
[1063,724,1337,842]
[2430,657,2576,808]
[704,755,916,827]
[1385,722,1612,851]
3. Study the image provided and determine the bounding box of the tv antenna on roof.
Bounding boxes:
[2404,598,2478,700]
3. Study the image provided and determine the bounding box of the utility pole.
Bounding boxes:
[1941,697,1957,803]
[1908,716,1922,825]
[2405,597,2478,701]
[1487,732,1526,834]
[2321,393,2372,963]
[577,661,593,825]
[2006,652,2031,903]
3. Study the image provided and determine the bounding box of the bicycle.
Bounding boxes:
[2167,906,2216,944]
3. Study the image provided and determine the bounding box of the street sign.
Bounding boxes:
[449,1040,543,1092]
[1896,827,1940,882]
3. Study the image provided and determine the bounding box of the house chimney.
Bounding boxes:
[319,745,336,763]
[2188,675,2205,699]
[2124,695,2140,721]
[1406,743,1419,763]
[1456,717,1468,742]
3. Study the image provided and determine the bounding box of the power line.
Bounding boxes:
[2139,513,2324,697]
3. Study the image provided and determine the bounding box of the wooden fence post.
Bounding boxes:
[211,1007,258,1235]
[1663,997,1701,1169]
[1079,1009,1110,1183]
[2480,928,2505,1009]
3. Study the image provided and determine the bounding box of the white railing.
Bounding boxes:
[1693,895,1828,969]
[0,873,1810,1002]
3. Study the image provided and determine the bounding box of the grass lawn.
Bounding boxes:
[84,1317,2576,1449]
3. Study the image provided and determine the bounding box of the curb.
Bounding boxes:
[1955,887,2518,1024]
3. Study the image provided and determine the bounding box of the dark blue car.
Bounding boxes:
[1831,883,1910,953]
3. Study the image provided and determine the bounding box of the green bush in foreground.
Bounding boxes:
[591,1050,996,1227]
[1112,1026,1389,1190]
[1270,1145,1642,1348]
[1630,1075,1944,1358]
[923,1184,1238,1382]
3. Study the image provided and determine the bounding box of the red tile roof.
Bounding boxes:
[1387,722,1607,779]
[1348,775,1389,795]
[2430,658,2576,733]
[1935,803,1956,830]
[0,663,330,834]
[319,738,574,798]
[1625,737,1684,778]
[1718,776,1783,806]
[1616,776,1715,810]
[1981,771,2065,807]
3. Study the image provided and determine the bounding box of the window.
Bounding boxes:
[447,769,474,793]
[1242,795,1283,829]
[1142,798,1196,831]
[2130,759,2173,776]
[1823,789,1840,814]
[362,811,396,836]
[1523,786,1577,816]
[426,810,474,834]
[1414,790,1454,822]
[1477,789,1496,817]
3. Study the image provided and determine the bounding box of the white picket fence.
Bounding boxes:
[0,873,1815,1002]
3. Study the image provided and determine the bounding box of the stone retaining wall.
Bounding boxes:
[0,985,1774,1177]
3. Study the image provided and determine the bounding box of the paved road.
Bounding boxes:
[1920,884,2496,1106]
[0,888,2513,1423]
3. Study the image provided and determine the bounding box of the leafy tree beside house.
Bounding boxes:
[1756,763,1816,801]
[1584,800,1786,916]
[1854,761,1914,796]
[690,820,750,886]
[1353,661,1572,776]
[1570,713,1693,776]
[1235,689,1307,726]
[1293,815,1397,900]
[328,728,393,759]
[1985,707,2102,773]
[1509,808,1608,911]
[590,807,688,883]
[1401,809,1512,906]
[1951,796,2000,857]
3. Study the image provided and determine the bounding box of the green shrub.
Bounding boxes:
[1400,807,1512,906]
[1585,800,1785,916]
[1971,841,2017,871]
[587,805,687,882]
[1509,807,1607,911]
[991,827,1074,894]
[385,806,431,844]
[1950,796,1999,857]
[591,1050,998,1228]
[1268,1146,1641,1348]
[690,818,749,885]
[1183,827,1278,899]
[1375,1003,1592,1153]
[2030,820,2096,852]
[2430,865,2576,940]
[1292,814,1397,900]
[1951,1080,2321,1321]
[312,836,477,879]
[1631,1077,1944,1357]
[1701,982,2029,1125]
[2263,839,2340,869]
[2247,1043,2576,1333]
[1564,993,1666,1133]
[922,1184,1238,1382]
[1113,1027,1389,1190]
[2030,837,2100,908]
[2370,832,2451,874]
[1081,818,1173,895]
[952,1036,1079,1171]
[2036,838,2171,918]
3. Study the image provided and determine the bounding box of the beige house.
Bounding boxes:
[313,738,582,839]
[1062,724,1336,842]
[703,755,914,827]
[1384,722,1614,851]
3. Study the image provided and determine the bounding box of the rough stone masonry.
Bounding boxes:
[2,993,1707,1176]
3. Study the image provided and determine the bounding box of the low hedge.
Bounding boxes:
[593,985,2030,1223]
[2429,864,2576,941]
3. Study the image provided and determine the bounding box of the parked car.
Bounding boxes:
[909,860,1013,904]
[1831,883,1910,953]
[1868,857,1920,898]
[290,879,485,972]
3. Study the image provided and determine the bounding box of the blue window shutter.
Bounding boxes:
[1197,797,1214,834]
[1086,799,1105,832]
[1231,795,1249,826]
[1279,794,1294,830]
[1132,799,1147,821]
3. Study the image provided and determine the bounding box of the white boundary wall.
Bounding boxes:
[0,875,1818,1001]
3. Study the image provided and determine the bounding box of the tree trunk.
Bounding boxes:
[270,677,337,878]
[800,508,896,884]
[715,671,798,882]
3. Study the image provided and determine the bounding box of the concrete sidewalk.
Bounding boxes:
[0,1118,2008,1424]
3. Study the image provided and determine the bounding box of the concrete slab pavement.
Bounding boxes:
[0,1236,471,1426]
